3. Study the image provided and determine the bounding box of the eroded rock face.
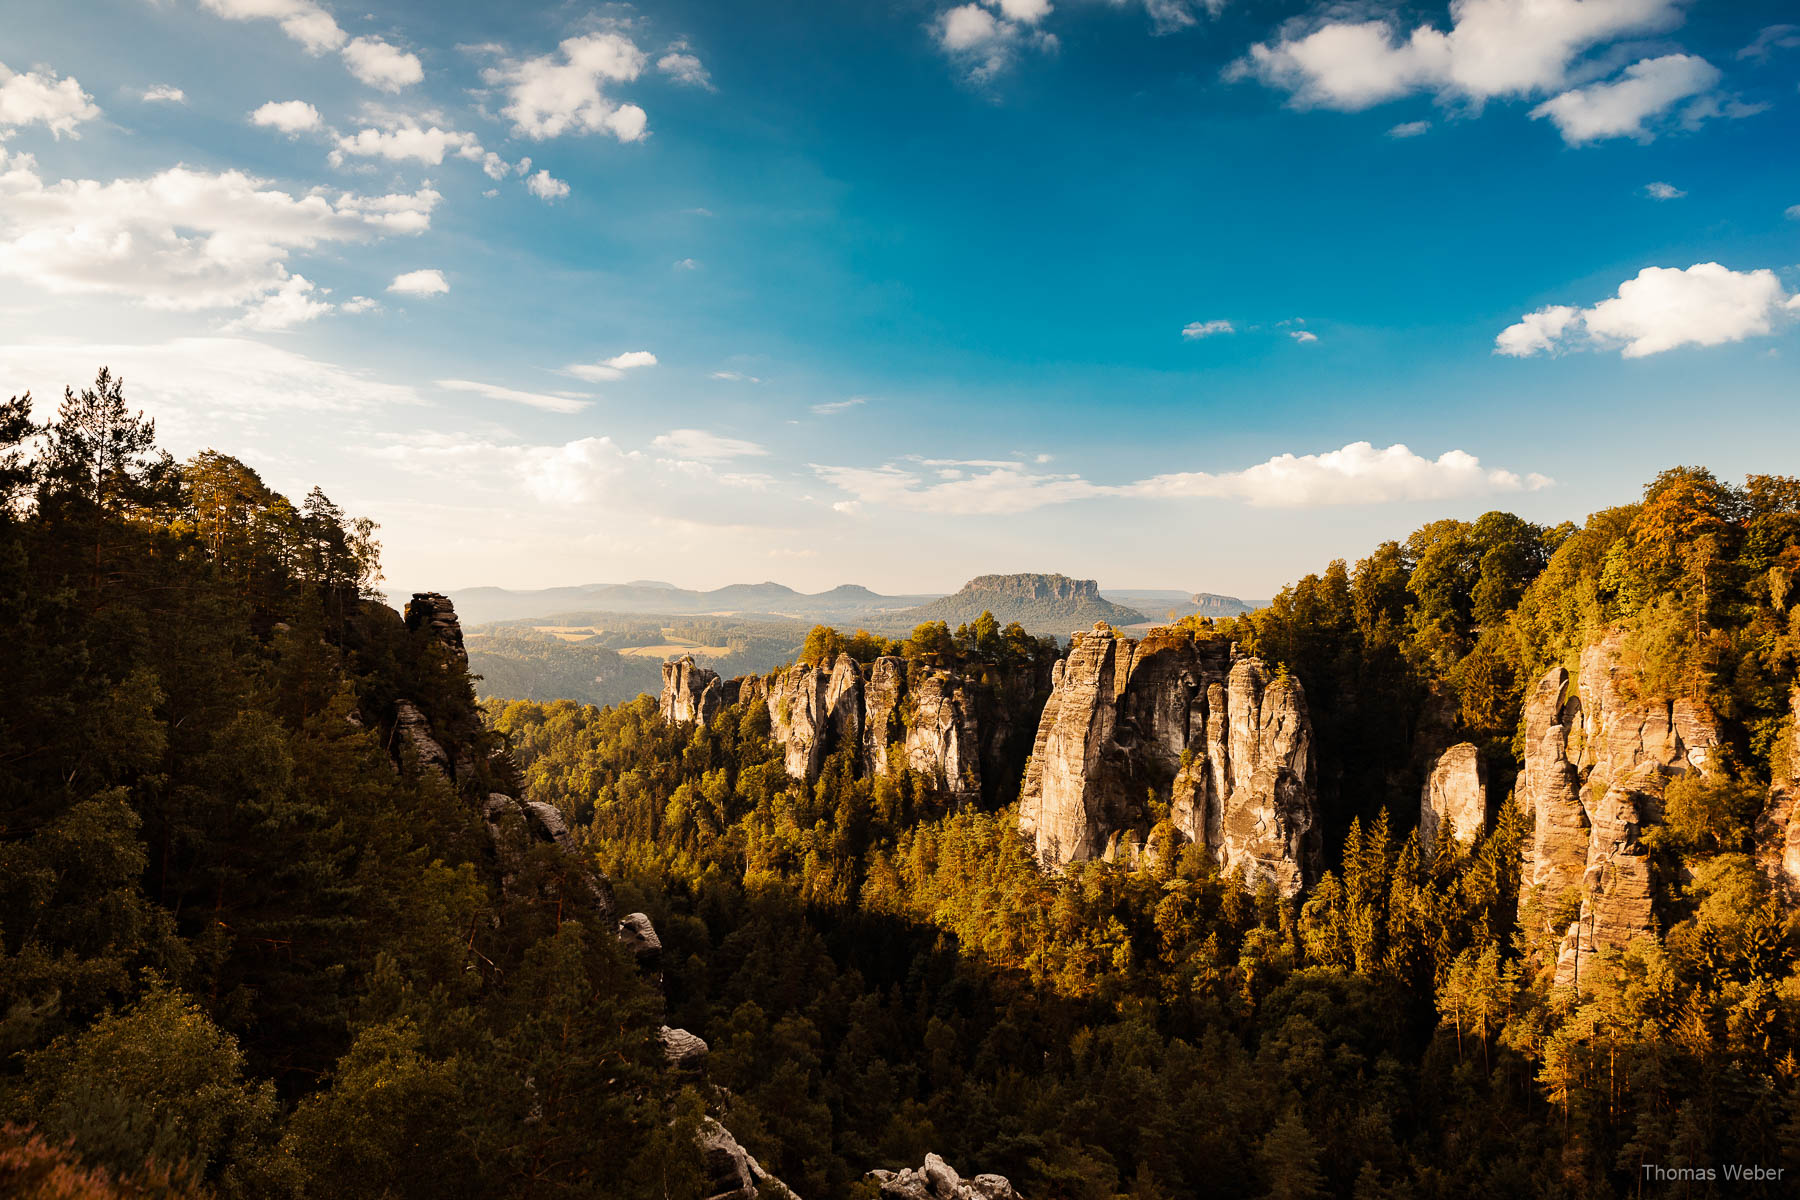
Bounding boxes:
[1421,742,1487,853]
[660,1025,710,1071]
[766,660,837,781]
[1020,624,1319,895]
[405,591,467,668]
[698,1119,795,1200]
[393,699,451,782]
[901,670,982,801]
[661,656,723,727]
[1517,630,1721,990]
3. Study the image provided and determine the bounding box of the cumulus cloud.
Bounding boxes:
[815,441,1549,515]
[1290,330,1319,344]
[657,49,712,89]
[251,99,322,133]
[342,36,423,92]
[340,295,380,314]
[331,124,482,166]
[389,268,449,296]
[1182,319,1234,339]
[1230,0,1687,115]
[1645,181,1685,199]
[1133,443,1551,507]
[652,429,769,460]
[486,33,649,141]
[0,148,437,314]
[935,0,1058,82]
[1529,53,1718,143]
[223,274,333,331]
[436,378,588,413]
[199,1,423,90]
[1496,263,1799,358]
[0,61,100,137]
[525,168,569,201]
[565,350,656,381]
[142,84,186,104]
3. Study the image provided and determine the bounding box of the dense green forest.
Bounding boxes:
[4,371,1799,1198]
[491,468,1800,1198]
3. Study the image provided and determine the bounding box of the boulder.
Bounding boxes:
[661,656,723,727]
[1420,742,1487,853]
[1020,625,1319,895]
[660,1026,709,1070]
[616,912,663,961]
[869,1155,1016,1200]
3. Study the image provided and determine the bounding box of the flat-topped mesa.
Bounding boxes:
[1516,628,1723,991]
[660,656,723,727]
[1019,623,1320,896]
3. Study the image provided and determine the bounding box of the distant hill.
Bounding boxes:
[1105,589,1256,623]
[416,581,937,625]
[897,573,1147,634]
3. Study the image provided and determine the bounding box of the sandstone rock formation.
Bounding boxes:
[1756,686,1800,896]
[392,699,451,782]
[1019,624,1319,895]
[698,1118,795,1200]
[869,1153,1016,1200]
[1420,742,1487,853]
[661,656,723,727]
[1516,629,1721,991]
[664,649,1044,803]
[660,1025,710,1070]
[405,591,467,667]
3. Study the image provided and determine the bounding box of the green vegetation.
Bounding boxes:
[5,371,1800,1198]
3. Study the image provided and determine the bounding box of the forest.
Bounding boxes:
[3,371,1799,1198]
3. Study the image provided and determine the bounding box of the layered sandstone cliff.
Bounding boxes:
[1756,686,1800,896]
[661,650,1047,804]
[1018,624,1320,896]
[1516,629,1721,990]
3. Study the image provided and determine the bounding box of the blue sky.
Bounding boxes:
[2,0,1797,599]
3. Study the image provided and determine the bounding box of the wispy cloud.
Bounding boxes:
[652,429,769,460]
[566,350,657,382]
[812,397,867,415]
[436,378,589,413]
[1181,319,1234,339]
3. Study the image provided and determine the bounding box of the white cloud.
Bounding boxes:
[711,370,761,383]
[1387,119,1431,137]
[1182,319,1234,339]
[200,0,346,54]
[565,350,656,381]
[1738,24,1800,60]
[657,51,712,89]
[487,33,649,141]
[1133,443,1551,508]
[525,168,569,201]
[0,61,100,137]
[389,268,449,296]
[1645,180,1685,199]
[0,148,437,313]
[1496,263,1798,358]
[342,36,423,92]
[1231,0,1685,112]
[652,429,769,460]
[935,1,1060,81]
[142,84,186,104]
[673,257,700,270]
[436,378,589,414]
[223,273,332,331]
[251,99,322,133]
[812,397,867,415]
[332,124,481,165]
[1787,204,1800,221]
[1290,330,1319,344]
[1529,54,1717,143]
[341,295,380,314]
[816,441,1548,515]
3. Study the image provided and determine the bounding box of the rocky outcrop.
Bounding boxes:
[660,1025,710,1071]
[1517,629,1721,991]
[1421,742,1487,853]
[405,591,467,667]
[661,656,723,727]
[698,1118,795,1200]
[766,661,835,781]
[1020,624,1319,895]
[869,1154,1016,1200]
[393,699,451,782]
[1756,686,1800,895]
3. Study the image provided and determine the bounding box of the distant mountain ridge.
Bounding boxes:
[898,573,1148,633]
[425,580,938,625]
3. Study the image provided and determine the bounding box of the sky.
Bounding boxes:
[1,0,1797,600]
